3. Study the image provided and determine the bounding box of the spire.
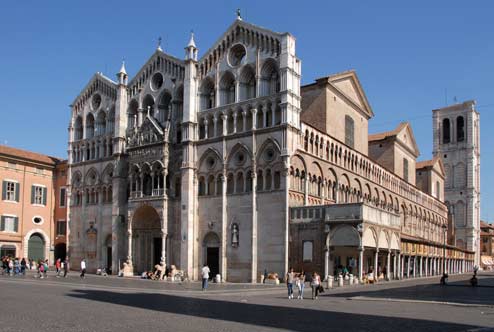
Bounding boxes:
[157,36,163,51]
[185,30,198,61]
[119,59,127,75]
[117,59,128,85]
[187,30,196,48]
[236,8,242,20]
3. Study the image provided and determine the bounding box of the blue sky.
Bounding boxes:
[0,1,492,220]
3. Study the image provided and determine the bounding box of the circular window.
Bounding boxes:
[228,44,247,67]
[151,72,164,91]
[235,152,246,165]
[92,94,102,111]
[206,157,216,169]
[264,148,275,162]
[32,216,43,225]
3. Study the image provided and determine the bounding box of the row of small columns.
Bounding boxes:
[323,247,473,282]
[72,138,113,162]
[201,102,281,139]
[129,169,168,197]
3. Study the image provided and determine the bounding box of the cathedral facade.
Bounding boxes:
[66,17,475,282]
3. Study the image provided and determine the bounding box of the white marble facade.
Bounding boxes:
[67,17,301,282]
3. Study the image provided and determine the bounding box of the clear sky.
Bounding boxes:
[0,1,492,220]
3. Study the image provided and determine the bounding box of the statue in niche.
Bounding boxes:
[231,223,239,248]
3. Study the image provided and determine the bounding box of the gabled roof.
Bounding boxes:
[72,72,117,106]
[127,49,184,87]
[311,70,374,119]
[481,221,494,229]
[199,18,285,63]
[369,122,420,157]
[0,145,62,166]
[416,157,445,177]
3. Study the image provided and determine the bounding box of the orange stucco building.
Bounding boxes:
[0,145,67,263]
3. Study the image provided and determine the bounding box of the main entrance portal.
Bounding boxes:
[203,232,220,279]
[131,205,162,273]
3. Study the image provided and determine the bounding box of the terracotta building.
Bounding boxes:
[0,145,67,263]
[480,221,494,270]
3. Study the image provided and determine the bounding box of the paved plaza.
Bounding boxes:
[0,272,493,332]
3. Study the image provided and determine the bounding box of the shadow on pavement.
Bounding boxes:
[330,275,494,305]
[67,289,478,332]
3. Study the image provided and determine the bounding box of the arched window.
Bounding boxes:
[199,77,215,110]
[246,171,253,192]
[219,72,235,106]
[345,115,354,148]
[442,118,451,144]
[227,173,234,194]
[207,175,215,195]
[456,116,465,142]
[96,112,106,136]
[158,91,172,123]
[74,116,83,140]
[239,65,256,101]
[260,59,280,96]
[85,113,95,139]
[236,172,244,193]
[198,176,206,196]
[128,100,138,129]
[257,170,264,191]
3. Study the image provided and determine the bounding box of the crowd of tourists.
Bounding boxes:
[1,256,70,278]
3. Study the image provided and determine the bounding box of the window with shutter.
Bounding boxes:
[1,216,16,232]
[403,158,409,182]
[0,216,5,231]
[2,181,6,200]
[13,217,18,232]
[15,183,19,202]
[42,187,47,205]
[3,181,17,201]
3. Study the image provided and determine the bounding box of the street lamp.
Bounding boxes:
[441,224,448,284]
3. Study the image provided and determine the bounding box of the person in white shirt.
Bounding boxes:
[201,264,210,290]
[80,259,86,279]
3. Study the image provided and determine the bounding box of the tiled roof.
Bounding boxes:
[0,145,63,166]
[368,122,408,142]
[416,157,441,169]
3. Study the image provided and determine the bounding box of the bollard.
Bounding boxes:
[349,274,354,285]
[327,276,333,289]
[338,275,344,287]
[215,274,221,283]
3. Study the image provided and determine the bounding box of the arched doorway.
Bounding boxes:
[28,233,45,261]
[132,205,162,273]
[54,243,66,261]
[203,232,220,279]
[104,235,112,274]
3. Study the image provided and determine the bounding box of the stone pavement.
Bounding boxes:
[1,271,493,332]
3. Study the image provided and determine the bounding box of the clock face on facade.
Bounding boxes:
[92,94,102,111]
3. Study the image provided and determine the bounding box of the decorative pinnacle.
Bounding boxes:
[187,30,196,48]
[236,8,242,20]
[157,36,162,51]
[119,59,127,75]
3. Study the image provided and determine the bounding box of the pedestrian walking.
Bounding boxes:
[8,258,14,276]
[55,258,61,277]
[201,264,210,291]
[80,259,86,278]
[286,267,295,299]
[38,260,44,279]
[311,272,321,300]
[20,258,26,275]
[297,270,306,299]
[43,259,49,278]
[63,257,69,278]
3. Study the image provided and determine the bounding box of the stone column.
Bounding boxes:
[271,102,276,127]
[220,174,227,281]
[213,115,218,137]
[222,113,227,136]
[359,247,364,282]
[251,108,257,130]
[242,110,247,132]
[374,249,379,281]
[401,254,405,279]
[407,255,411,278]
[251,166,257,283]
[161,231,167,267]
[233,111,238,134]
[413,256,417,278]
[262,107,267,129]
[204,119,209,139]
[393,252,397,279]
[419,256,423,277]
[386,251,391,280]
[324,247,329,280]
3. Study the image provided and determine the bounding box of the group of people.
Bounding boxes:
[286,268,323,300]
[1,257,28,276]
[1,256,70,278]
